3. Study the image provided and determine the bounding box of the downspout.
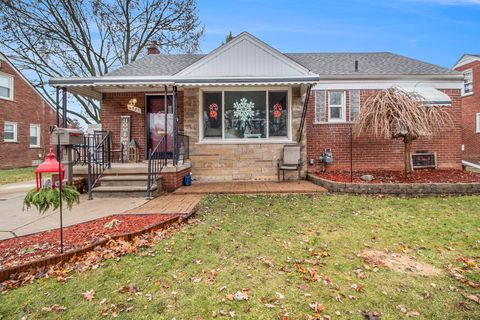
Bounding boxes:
[297,84,312,143]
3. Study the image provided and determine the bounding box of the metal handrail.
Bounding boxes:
[146,135,167,199]
[87,132,112,200]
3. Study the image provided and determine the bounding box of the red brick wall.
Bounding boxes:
[306,88,462,172]
[101,91,184,161]
[455,60,480,161]
[0,59,59,168]
[162,167,190,192]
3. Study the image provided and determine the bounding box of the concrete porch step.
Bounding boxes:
[93,185,157,198]
[100,175,150,187]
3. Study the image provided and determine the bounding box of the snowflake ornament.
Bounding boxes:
[233,97,255,121]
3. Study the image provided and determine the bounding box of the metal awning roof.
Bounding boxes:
[401,86,452,106]
[49,75,320,100]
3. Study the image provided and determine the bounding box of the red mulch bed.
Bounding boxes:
[0,214,178,270]
[316,169,480,184]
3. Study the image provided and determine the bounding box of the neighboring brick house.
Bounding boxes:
[0,53,59,168]
[50,32,464,183]
[453,54,480,162]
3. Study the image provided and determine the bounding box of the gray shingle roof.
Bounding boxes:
[107,54,204,76]
[286,52,456,75]
[107,52,457,77]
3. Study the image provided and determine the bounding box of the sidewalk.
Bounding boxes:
[0,182,146,240]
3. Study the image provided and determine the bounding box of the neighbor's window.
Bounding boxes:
[30,124,40,147]
[328,91,345,122]
[4,121,17,142]
[0,74,13,99]
[202,89,290,141]
[464,70,473,95]
[476,113,480,133]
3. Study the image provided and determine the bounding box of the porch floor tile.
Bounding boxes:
[173,181,327,195]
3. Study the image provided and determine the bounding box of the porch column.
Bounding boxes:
[164,85,168,167]
[62,87,67,128]
[172,86,178,166]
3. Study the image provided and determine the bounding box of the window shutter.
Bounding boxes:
[315,90,326,123]
[349,90,360,121]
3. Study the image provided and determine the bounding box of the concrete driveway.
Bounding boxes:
[0,181,147,240]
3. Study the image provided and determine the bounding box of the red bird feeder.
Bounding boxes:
[35,146,64,191]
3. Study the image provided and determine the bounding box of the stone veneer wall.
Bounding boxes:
[183,87,307,182]
[308,173,480,195]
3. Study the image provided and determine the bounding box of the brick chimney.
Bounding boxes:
[147,41,160,55]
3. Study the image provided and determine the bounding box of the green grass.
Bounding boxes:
[0,195,479,319]
[0,167,36,185]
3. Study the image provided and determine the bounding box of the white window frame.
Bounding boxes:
[463,69,473,96]
[30,124,41,148]
[4,121,17,142]
[198,86,293,144]
[328,91,346,123]
[0,72,14,101]
[476,113,480,133]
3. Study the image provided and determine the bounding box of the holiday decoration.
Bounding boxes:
[209,103,218,120]
[233,97,255,121]
[273,104,283,119]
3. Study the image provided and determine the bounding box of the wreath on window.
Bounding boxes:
[273,104,283,119]
[209,103,219,120]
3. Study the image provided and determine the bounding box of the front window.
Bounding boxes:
[464,70,473,95]
[328,91,345,122]
[30,124,40,147]
[0,74,13,100]
[4,121,17,142]
[202,89,290,141]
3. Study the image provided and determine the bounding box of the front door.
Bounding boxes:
[146,95,174,156]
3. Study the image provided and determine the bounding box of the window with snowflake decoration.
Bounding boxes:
[224,91,266,139]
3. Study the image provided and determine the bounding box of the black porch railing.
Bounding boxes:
[146,133,190,198]
[86,132,112,200]
[73,131,124,166]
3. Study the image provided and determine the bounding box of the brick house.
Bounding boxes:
[50,32,463,186]
[0,53,60,169]
[453,54,480,163]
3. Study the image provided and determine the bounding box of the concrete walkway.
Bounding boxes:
[0,181,146,240]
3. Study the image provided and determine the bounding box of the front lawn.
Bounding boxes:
[0,195,479,319]
[0,167,36,185]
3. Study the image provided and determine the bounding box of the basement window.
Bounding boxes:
[476,113,480,133]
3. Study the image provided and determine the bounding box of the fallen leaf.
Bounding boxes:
[82,289,95,301]
[41,304,67,312]
[465,294,480,305]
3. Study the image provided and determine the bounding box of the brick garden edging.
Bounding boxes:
[0,210,196,283]
[307,173,480,195]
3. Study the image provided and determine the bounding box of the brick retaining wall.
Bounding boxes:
[307,173,480,195]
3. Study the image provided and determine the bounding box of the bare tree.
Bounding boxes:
[353,87,451,177]
[0,0,204,124]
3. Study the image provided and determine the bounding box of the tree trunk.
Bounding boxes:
[403,136,413,177]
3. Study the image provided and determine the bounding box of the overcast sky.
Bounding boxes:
[197,0,480,68]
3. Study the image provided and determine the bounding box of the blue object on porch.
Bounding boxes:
[183,174,192,186]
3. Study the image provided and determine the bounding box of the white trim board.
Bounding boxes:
[314,80,463,90]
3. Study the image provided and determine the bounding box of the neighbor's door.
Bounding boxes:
[146,95,174,156]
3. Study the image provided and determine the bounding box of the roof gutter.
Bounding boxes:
[316,74,464,81]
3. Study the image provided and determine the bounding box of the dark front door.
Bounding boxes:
[146,95,174,156]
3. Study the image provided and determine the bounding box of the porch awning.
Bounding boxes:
[49,75,320,100]
[401,86,452,106]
